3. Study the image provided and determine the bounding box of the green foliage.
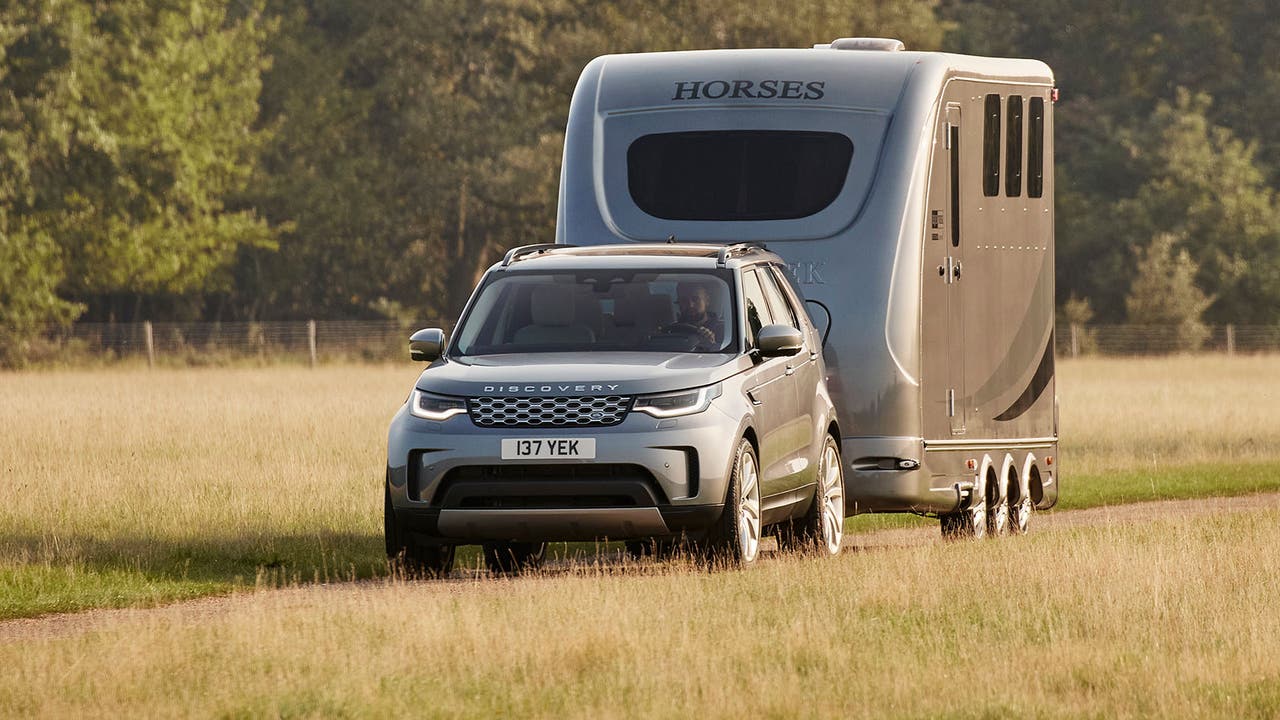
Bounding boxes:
[0,221,82,367]
[244,0,944,322]
[1124,233,1212,351]
[5,0,1280,334]
[0,0,277,344]
[1115,92,1280,324]
[1060,295,1098,355]
[946,0,1280,325]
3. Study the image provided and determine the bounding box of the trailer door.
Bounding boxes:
[945,104,966,434]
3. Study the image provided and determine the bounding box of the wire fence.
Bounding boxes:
[28,320,448,366]
[18,320,1280,366]
[1055,323,1280,357]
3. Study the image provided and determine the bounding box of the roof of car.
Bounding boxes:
[494,242,778,271]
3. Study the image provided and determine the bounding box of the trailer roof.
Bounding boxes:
[587,48,1053,114]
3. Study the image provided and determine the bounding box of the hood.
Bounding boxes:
[415,352,750,397]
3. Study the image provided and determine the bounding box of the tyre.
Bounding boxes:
[703,438,762,567]
[987,474,1010,536]
[624,538,682,560]
[794,435,845,556]
[625,539,651,560]
[483,541,547,574]
[385,483,455,577]
[940,494,987,540]
[1010,476,1032,535]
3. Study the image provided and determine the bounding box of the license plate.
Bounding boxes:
[501,438,596,460]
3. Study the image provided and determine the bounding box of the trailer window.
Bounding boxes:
[1005,95,1023,197]
[983,94,1001,197]
[627,130,853,221]
[1028,97,1045,198]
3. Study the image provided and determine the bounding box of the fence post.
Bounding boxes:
[1070,323,1080,359]
[1226,324,1235,357]
[308,320,318,367]
[144,321,155,368]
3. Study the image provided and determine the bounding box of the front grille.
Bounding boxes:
[468,395,632,428]
[433,464,667,508]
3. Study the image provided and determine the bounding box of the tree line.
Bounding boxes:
[3,0,1278,363]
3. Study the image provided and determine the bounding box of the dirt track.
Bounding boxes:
[4,492,1279,642]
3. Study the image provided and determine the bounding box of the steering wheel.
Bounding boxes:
[658,323,716,350]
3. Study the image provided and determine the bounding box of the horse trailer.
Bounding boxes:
[555,37,1059,536]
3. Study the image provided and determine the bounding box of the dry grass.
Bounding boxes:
[0,365,414,617]
[2,356,1280,617]
[1058,354,1280,475]
[2,357,1280,716]
[2,510,1279,718]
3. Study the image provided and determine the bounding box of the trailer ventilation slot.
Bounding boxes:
[816,38,905,52]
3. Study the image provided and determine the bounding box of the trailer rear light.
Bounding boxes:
[1051,87,1059,103]
[966,458,976,470]
[1046,456,1054,466]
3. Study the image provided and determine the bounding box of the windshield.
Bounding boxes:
[453,269,737,356]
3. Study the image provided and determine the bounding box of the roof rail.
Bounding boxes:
[715,242,768,268]
[501,243,573,267]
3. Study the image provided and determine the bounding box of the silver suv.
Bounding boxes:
[385,243,844,574]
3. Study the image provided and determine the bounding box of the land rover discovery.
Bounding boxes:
[384,243,844,574]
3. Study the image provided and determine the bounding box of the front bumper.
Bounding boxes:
[386,401,739,542]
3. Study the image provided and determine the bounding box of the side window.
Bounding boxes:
[759,265,800,330]
[1028,96,1045,198]
[739,269,772,348]
[1005,95,1023,197]
[982,93,1001,197]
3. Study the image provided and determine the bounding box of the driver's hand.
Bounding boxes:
[694,326,715,347]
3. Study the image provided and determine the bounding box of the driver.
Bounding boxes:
[664,280,724,348]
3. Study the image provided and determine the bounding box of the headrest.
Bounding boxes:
[645,293,676,327]
[530,285,575,327]
[611,285,649,327]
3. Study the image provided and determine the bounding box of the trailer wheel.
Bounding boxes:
[987,466,1010,536]
[1010,466,1035,535]
[1010,495,1032,535]
[940,491,987,539]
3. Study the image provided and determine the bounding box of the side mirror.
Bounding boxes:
[757,324,804,357]
[409,328,446,362]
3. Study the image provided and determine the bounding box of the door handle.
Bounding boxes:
[785,366,795,376]
[952,261,962,279]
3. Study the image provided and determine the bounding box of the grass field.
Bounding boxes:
[3,509,1279,718]
[1,356,1279,621]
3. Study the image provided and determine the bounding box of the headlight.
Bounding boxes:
[633,384,722,418]
[409,389,467,421]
